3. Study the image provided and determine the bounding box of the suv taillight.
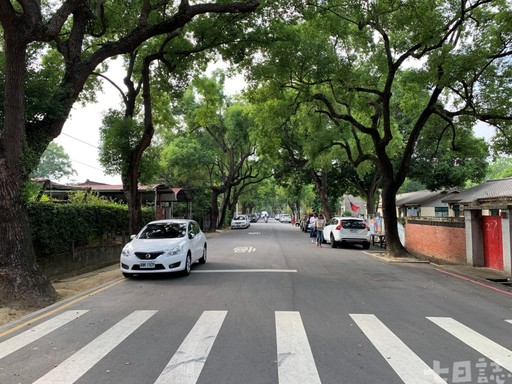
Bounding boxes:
[335,221,343,230]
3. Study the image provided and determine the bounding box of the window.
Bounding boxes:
[435,207,449,218]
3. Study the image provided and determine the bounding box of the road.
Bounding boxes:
[1,221,512,384]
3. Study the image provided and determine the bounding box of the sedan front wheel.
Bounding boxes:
[182,254,192,276]
[198,245,207,264]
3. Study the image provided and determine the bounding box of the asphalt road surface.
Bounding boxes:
[1,220,512,384]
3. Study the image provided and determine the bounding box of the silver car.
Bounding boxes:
[323,217,371,249]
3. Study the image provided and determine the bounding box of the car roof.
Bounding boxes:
[146,219,193,225]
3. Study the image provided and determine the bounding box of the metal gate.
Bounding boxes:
[482,216,504,271]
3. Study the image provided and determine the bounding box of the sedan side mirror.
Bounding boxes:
[130,234,136,240]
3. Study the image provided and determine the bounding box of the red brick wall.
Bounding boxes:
[405,220,466,264]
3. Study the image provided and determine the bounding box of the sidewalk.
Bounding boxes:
[0,264,122,327]
[367,249,512,289]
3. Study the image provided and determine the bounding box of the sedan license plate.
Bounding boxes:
[139,261,155,269]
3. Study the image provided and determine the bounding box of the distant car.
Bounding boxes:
[120,219,207,278]
[323,217,371,249]
[248,214,259,223]
[280,214,291,223]
[231,215,250,229]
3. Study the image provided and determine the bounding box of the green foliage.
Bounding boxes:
[31,142,76,180]
[486,157,512,180]
[21,180,42,203]
[27,201,154,256]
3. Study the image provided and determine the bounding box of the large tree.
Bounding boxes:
[247,0,512,256]
[31,142,76,181]
[0,0,260,310]
[172,74,268,230]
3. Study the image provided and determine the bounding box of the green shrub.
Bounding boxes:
[28,201,154,255]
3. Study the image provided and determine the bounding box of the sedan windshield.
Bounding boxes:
[139,223,186,239]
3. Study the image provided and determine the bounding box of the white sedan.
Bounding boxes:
[323,217,371,249]
[120,219,207,277]
[231,215,250,229]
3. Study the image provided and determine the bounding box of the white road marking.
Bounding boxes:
[506,319,512,325]
[154,311,227,384]
[428,317,512,372]
[193,269,297,273]
[34,310,157,384]
[0,310,88,360]
[350,314,446,384]
[275,311,322,384]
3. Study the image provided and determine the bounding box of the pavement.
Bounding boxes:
[1,241,511,329]
[366,249,512,293]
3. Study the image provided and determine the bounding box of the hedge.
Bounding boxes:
[27,202,154,255]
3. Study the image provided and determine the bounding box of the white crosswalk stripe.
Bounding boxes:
[2,310,512,384]
[428,317,512,373]
[350,314,446,384]
[154,310,227,384]
[0,310,88,360]
[33,310,157,384]
[275,311,322,384]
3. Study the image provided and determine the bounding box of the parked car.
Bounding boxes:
[280,214,291,223]
[300,216,311,232]
[248,214,259,223]
[323,217,371,249]
[120,219,207,278]
[231,215,250,229]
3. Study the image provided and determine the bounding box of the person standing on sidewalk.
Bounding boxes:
[315,213,326,247]
[309,213,317,243]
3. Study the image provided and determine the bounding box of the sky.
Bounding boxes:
[54,60,246,185]
[53,61,496,186]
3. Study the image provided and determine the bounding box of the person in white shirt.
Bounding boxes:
[315,213,326,247]
[309,213,317,242]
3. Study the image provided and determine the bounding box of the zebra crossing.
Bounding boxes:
[1,310,512,384]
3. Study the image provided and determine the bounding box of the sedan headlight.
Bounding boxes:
[121,244,134,257]
[166,243,185,256]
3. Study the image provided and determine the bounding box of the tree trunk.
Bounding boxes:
[210,188,222,232]
[123,171,143,235]
[0,34,56,309]
[313,171,332,219]
[381,181,408,257]
[218,185,232,229]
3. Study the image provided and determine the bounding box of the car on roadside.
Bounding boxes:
[248,214,259,223]
[280,213,292,223]
[120,219,207,278]
[323,217,371,249]
[231,215,250,229]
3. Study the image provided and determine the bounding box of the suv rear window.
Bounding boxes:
[342,220,366,230]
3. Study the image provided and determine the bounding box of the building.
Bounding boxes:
[395,189,460,218]
[34,179,192,220]
[442,178,512,275]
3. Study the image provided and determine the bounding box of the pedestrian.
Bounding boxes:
[315,213,326,247]
[309,213,317,243]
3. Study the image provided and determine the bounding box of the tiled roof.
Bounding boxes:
[76,181,169,192]
[396,190,458,206]
[442,178,512,205]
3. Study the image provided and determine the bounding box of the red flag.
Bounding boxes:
[349,198,360,213]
